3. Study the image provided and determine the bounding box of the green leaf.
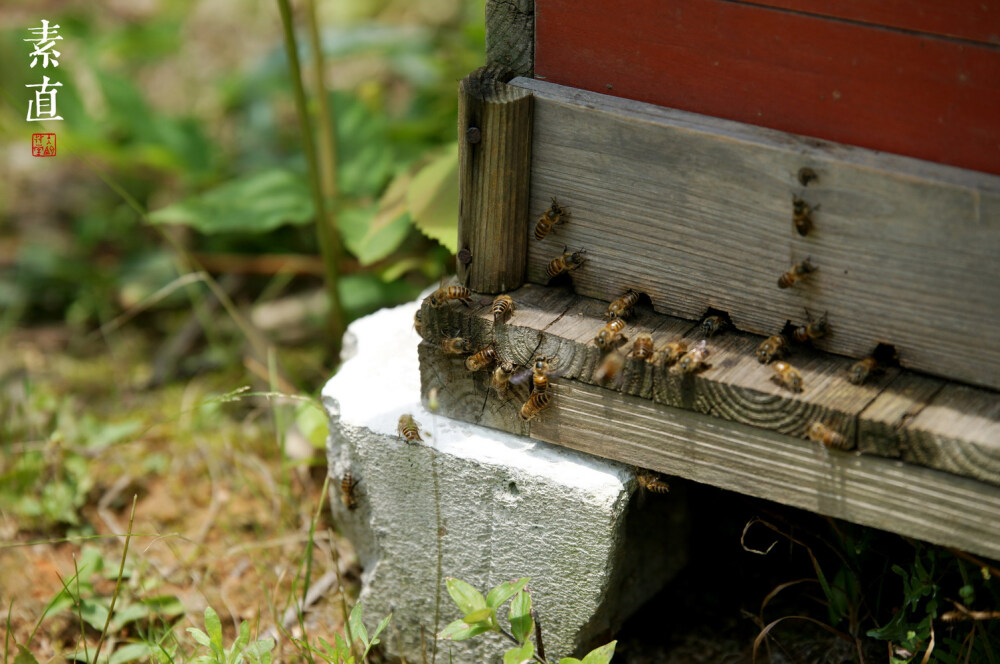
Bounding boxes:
[362,613,393,657]
[14,645,39,664]
[148,170,314,234]
[436,618,493,642]
[406,144,458,254]
[108,602,153,632]
[204,606,225,660]
[187,628,212,648]
[337,205,412,266]
[229,621,250,664]
[445,578,487,615]
[557,659,582,664]
[79,597,111,631]
[110,643,153,664]
[503,641,534,664]
[509,590,533,645]
[463,608,492,624]
[581,641,617,664]
[487,578,531,610]
[348,602,369,647]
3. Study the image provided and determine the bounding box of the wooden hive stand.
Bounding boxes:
[419,1,1000,560]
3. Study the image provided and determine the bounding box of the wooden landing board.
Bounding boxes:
[418,283,1000,488]
[512,77,1000,392]
[534,0,1000,174]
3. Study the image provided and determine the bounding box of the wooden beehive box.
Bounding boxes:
[419,0,1000,559]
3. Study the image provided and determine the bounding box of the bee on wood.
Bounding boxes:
[770,361,804,392]
[595,350,626,386]
[792,197,815,236]
[465,346,498,372]
[654,341,688,367]
[635,468,670,494]
[628,333,655,360]
[606,289,640,320]
[441,337,473,355]
[414,309,424,337]
[533,197,569,241]
[807,421,849,450]
[492,294,514,323]
[700,315,727,337]
[491,361,516,397]
[677,340,710,374]
[792,310,830,343]
[519,392,552,421]
[756,334,788,364]
[777,257,816,289]
[531,356,558,394]
[546,248,587,280]
[847,357,877,385]
[398,414,424,443]
[429,283,473,307]
[340,472,360,510]
[594,318,627,351]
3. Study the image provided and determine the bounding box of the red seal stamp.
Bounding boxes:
[32,133,56,157]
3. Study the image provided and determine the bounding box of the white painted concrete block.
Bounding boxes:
[323,298,688,662]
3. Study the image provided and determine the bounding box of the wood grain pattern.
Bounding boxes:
[486,0,534,77]
[513,77,1000,391]
[528,380,1000,561]
[457,66,533,294]
[534,0,1000,174]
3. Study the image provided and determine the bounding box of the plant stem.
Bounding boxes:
[94,495,137,661]
[276,0,346,361]
[497,626,550,664]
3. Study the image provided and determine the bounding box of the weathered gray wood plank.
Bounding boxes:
[485,0,533,78]
[512,77,1000,391]
[527,380,1000,561]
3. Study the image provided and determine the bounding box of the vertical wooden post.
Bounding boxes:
[457,65,533,294]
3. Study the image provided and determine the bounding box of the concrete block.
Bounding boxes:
[323,298,689,662]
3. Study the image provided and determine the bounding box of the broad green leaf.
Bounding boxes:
[581,640,617,664]
[148,170,314,235]
[14,645,39,664]
[445,578,487,615]
[371,168,412,237]
[333,633,353,662]
[229,621,250,664]
[243,637,275,663]
[509,590,533,645]
[363,613,393,657]
[204,606,225,660]
[348,602,369,646]
[337,205,412,266]
[503,641,534,664]
[437,618,493,642]
[79,597,111,631]
[144,594,185,618]
[186,628,212,648]
[487,578,530,610]
[406,144,458,254]
[463,608,492,624]
[108,602,153,632]
[557,659,582,664]
[109,643,153,664]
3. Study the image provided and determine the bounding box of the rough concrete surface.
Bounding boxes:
[324,298,689,662]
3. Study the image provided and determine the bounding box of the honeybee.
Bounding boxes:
[792,197,814,236]
[340,472,359,510]
[492,294,514,323]
[595,350,626,385]
[441,337,473,355]
[635,468,670,494]
[770,361,804,392]
[531,356,557,394]
[756,334,788,364]
[653,341,688,367]
[628,334,655,360]
[847,357,877,385]
[700,315,726,337]
[519,392,552,421]
[594,318,627,351]
[677,340,710,374]
[533,197,569,241]
[429,284,473,307]
[792,310,829,343]
[777,257,816,289]
[546,248,587,279]
[807,421,849,450]
[465,345,498,372]
[398,414,424,442]
[491,361,516,397]
[606,289,640,320]
[414,309,424,337]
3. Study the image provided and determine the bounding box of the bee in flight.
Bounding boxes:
[492,294,514,323]
[398,414,424,443]
[429,283,473,307]
[519,392,552,421]
[792,310,829,344]
[595,350,626,386]
[465,345,498,372]
[491,361,516,397]
[807,421,849,450]
[777,257,816,289]
[340,472,360,510]
[606,289,640,320]
[756,334,788,364]
[653,340,687,367]
[700,315,727,337]
[635,468,670,494]
[628,333,654,361]
[770,361,804,392]
[531,356,558,394]
[792,197,815,236]
[441,336,473,355]
[546,248,587,280]
[847,356,877,385]
[594,318,627,351]
[533,197,569,241]
[677,339,710,374]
